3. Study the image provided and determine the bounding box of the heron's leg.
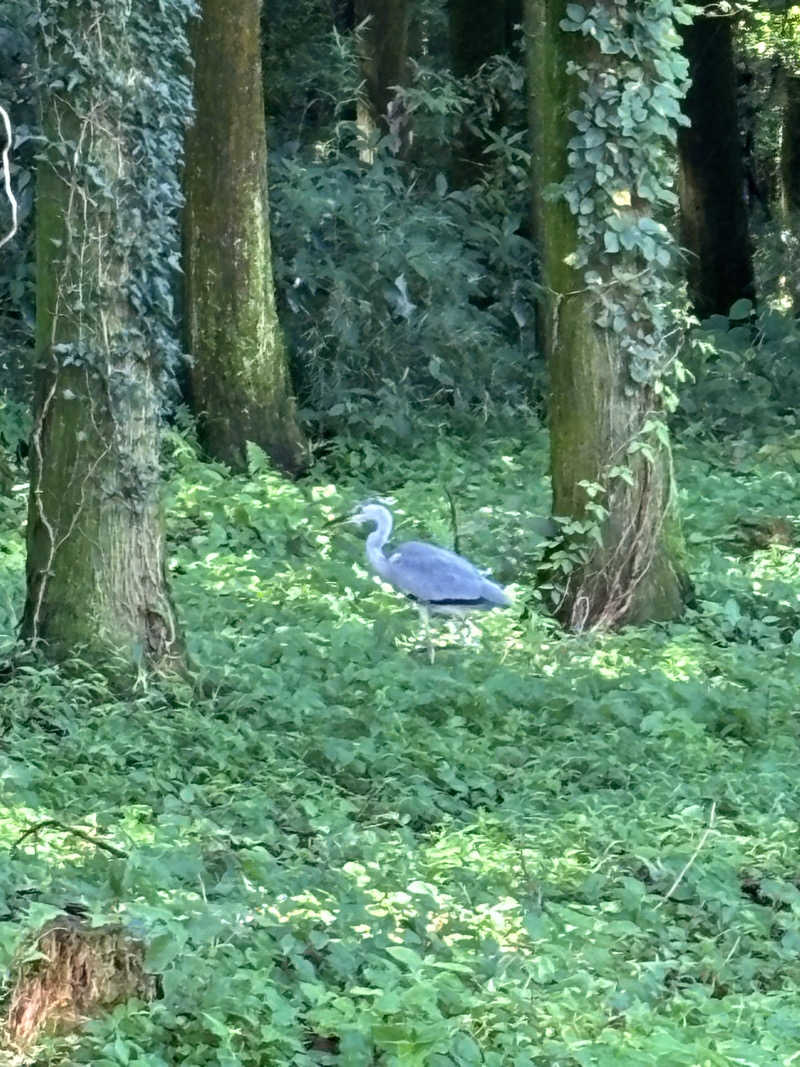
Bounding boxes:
[416,605,434,663]
[448,613,471,646]
[462,615,479,645]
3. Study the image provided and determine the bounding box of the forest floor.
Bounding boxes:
[1,418,800,1065]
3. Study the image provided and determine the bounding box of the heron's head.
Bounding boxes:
[348,503,390,528]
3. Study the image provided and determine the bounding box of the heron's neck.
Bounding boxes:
[365,509,393,575]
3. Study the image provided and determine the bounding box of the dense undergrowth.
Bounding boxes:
[1,416,800,1065]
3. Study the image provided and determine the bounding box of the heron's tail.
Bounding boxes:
[480,578,512,608]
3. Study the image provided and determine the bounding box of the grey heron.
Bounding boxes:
[349,503,511,660]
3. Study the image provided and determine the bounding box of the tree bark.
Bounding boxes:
[21,4,183,668]
[527,0,689,630]
[331,0,354,33]
[449,0,521,78]
[354,0,410,159]
[780,73,800,220]
[678,16,755,318]
[184,0,307,475]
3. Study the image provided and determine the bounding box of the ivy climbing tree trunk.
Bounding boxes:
[354,0,410,159]
[21,1,190,669]
[184,0,307,475]
[678,16,755,318]
[526,0,689,630]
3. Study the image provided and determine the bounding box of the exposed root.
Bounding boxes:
[555,416,686,631]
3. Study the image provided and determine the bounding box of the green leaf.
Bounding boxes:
[452,1031,483,1064]
[386,945,425,969]
[584,127,606,148]
[729,298,753,320]
[145,933,180,972]
[201,1013,232,1041]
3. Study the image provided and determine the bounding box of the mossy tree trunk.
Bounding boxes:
[678,16,755,318]
[526,0,689,630]
[354,0,410,159]
[184,0,307,475]
[21,2,185,669]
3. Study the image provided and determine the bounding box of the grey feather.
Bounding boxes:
[349,503,511,615]
[387,542,508,609]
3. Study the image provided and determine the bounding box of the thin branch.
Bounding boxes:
[655,801,717,909]
[444,487,461,555]
[12,819,129,859]
[0,104,18,250]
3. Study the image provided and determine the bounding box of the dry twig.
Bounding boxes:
[12,819,128,859]
[655,801,717,909]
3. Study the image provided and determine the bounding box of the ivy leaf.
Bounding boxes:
[584,127,606,148]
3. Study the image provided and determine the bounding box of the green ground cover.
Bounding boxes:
[1,419,799,1066]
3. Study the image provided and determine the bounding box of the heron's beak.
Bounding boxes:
[327,512,364,528]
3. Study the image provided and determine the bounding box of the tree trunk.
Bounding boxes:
[184,0,307,475]
[678,16,755,318]
[527,0,689,630]
[449,0,520,77]
[354,0,410,159]
[331,0,355,33]
[780,73,800,220]
[21,3,185,669]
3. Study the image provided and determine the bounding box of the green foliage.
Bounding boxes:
[1,414,800,1063]
[0,0,195,409]
[680,300,800,433]
[262,0,361,140]
[740,4,800,76]
[6,4,536,432]
[403,53,531,197]
[271,126,537,429]
[553,0,696,384]
[265,27,538,431]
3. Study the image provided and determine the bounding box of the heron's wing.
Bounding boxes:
[387,541,503,604]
